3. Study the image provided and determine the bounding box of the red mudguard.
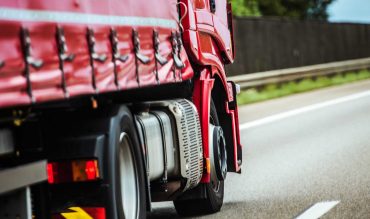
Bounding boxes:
[182,0,242,180]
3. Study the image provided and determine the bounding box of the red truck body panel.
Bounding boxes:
[0,0,193,108]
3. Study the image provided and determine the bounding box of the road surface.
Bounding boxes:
[149,79,370,219]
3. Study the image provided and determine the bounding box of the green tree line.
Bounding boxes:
[231,0,335,20]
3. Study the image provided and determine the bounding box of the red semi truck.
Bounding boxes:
[0,0,242,218]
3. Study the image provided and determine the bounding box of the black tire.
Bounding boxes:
[105,106,147,219]
[173,101,225,216]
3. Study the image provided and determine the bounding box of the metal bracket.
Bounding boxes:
[20,28,35,103]
[171,32,185,70]
[21,29,44,69]
[87,28,107,63]
[56,26,73,97]
[153,31,168,66]
[56,27,75,62]
[133,30,151,64]
[111,29,129,63]
[110,28,129,88]
[86,28,98,90]
[0,160,47,195]
[0,187,32,219]
[92,53,107,63]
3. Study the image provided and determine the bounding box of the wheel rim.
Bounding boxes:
[209,124,221,193]
[209,114,227,192]
[215,128,227,181]
[119,132,139,219]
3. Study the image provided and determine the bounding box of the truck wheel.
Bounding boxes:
[173,100,225,216]
[106,108,147,219]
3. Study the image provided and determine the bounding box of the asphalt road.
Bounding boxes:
[149,79,370,219]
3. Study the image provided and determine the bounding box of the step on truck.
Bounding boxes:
[0,0,242,218]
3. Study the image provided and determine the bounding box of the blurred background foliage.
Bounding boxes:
[231,0,261,17]
[231,0,335,20]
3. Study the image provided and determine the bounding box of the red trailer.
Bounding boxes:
[0,0,242,218]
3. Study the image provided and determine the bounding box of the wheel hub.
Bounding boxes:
[209,125,227,183]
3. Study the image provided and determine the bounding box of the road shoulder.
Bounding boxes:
[237,79,370,124]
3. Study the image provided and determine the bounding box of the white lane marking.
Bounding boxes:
[240,90,370,130]
[295,201,340,219]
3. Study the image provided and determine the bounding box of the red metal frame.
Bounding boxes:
[192,68,214,182]
[184,0,242,182]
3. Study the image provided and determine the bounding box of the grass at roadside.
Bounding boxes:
[237,70,370,105]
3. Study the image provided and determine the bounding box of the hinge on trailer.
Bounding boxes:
[153,30,168,84]
[153,30,160,84]
[176,32,184,55]
[56,26,75,98]
[153,31,168,66]
[21,28,44,70]
[20,28,38,103]
[133,30,150,65]
[176,32,184,81]
[110,29,129,64]
[132,29,151,86]
[56,27,75,63]
[171,32,185,82]
[171,32,185,70]
[86,28,98,92]
[87,29,108,64]
[110,28,129,89]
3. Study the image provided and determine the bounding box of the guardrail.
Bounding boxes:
[229,58,370,89]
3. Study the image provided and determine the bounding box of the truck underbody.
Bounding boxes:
[0,0,242,218]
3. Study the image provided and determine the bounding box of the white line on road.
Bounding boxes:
[240,90,370,130]
[295,201,340,219]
